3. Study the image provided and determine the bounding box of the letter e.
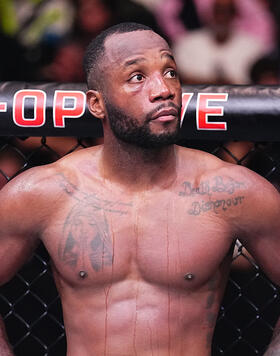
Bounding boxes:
[197,93,228,130]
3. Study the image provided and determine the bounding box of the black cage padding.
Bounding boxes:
[1,82,280,140]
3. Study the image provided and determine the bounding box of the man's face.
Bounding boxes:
[100,30,182,148]
[212,0,236,27]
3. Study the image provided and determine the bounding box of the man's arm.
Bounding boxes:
[235,167,280,285]
[0,317,14,356]
[0,170,41,285]
[0,168,49,354]
[264,318,280,356]
[232,167,280,355]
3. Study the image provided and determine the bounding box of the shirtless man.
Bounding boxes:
[0,22,280,356]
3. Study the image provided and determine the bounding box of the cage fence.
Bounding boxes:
[0,136,279,356]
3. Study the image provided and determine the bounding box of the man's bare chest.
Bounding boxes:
[41,176,242,290]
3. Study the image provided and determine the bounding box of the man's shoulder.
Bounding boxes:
[7,145,102,193]
[176,145,278,196]
[200,155,272,193]
[0,161,62,203]
[176,145,228,174]
[199,155,280,217]
[0,163,62,234]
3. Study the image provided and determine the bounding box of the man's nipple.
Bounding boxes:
[184,273,195,281]
[79,270,88,279]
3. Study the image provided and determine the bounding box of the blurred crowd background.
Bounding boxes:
[1,3,280,355]
[1,0,280,86]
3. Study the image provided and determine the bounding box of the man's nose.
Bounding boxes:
[149,74,175,102]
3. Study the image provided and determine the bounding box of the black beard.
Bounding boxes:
[105,100,181,149]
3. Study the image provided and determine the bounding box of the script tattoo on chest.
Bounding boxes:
[179,176,245,216]
[56,173,132,272]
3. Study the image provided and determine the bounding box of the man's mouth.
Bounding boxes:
[151,108,178,122]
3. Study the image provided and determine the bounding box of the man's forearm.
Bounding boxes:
[0,317,14,356]
[264,318,280,356]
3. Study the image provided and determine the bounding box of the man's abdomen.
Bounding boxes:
[61,279,220,356]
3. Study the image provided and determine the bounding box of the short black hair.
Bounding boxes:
[83,22,153,90]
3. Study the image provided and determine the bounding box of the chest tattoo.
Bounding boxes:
[178,176,246,216]
[56,173,132,273]
[59,202,114,272]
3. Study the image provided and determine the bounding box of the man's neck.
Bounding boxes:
[212,28,231,44]
[101,137,178,191]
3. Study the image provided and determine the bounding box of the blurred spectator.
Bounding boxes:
[0,33,30,80]
[155,0,202,43]
[41,0,161,83]
[110,0,163,32]
[1,0,74,47]
[130,0,164,12]
[195,0,276,50]
[250,53,280,85]
[267,0,280,51]
[85,0,164,41]
[41,41,86,82]
[0,0,75,81]
[41,0,113,82]
[172,0,270,85]
[156,0,276,49]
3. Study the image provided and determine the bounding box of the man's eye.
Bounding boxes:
[166,70,177,78]
[129,74,144,83]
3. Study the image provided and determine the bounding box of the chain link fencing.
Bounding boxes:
[0,136,279,356]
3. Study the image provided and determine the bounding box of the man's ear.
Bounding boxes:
[86,90,105,119]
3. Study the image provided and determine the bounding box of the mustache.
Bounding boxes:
[146,102,181,122]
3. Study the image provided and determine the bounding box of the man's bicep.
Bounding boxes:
[0,179,40,285]
[0,231,39,285]
[239,182,280,285]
